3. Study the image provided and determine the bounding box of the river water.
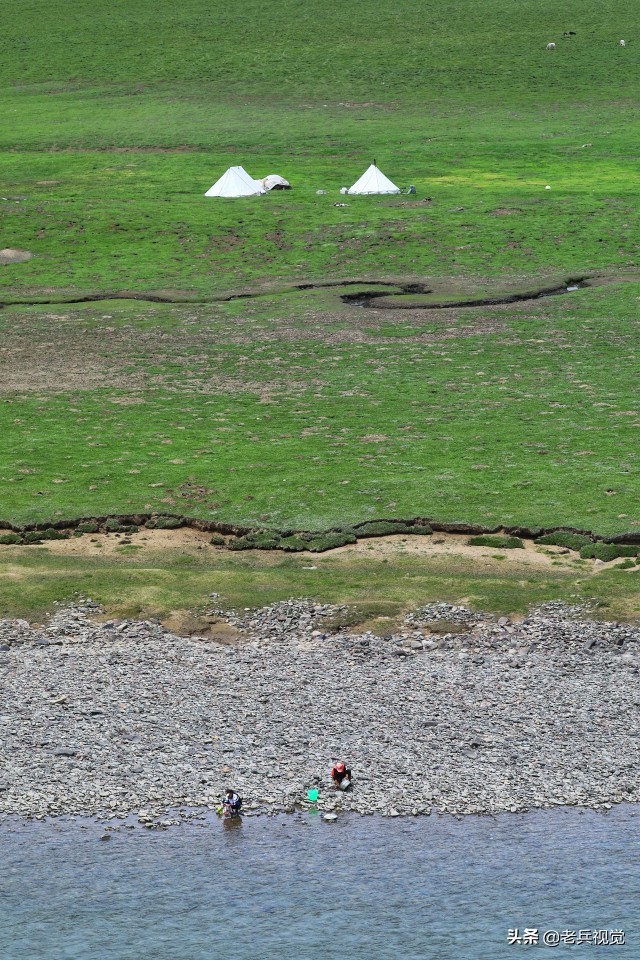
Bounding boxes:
[2,805,638,959]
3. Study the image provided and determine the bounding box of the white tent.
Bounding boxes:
[347,163,400,195]
[204,166,265,198]
[262,174,291,191]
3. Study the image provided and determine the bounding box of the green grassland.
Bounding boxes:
[2,0,638,296]
[0,0,639,593]
[1,282,638,535]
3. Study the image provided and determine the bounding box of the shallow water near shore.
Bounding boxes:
[2,805,639,959]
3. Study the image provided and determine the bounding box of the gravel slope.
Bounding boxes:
[1,601,639,825]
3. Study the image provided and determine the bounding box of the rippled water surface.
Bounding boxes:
[2,806,639,959]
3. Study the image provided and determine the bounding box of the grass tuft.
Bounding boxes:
[535,532,593,551]
[467,535,524,549]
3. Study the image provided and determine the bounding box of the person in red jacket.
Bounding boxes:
[331,760,352,790]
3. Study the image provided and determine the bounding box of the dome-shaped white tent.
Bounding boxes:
[262,174,291,191]
[347,163,400,195]
[205,166,265,198]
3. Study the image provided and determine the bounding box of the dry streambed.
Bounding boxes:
[1,599,639,828]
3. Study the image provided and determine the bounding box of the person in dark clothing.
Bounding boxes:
[331,761,352,790]
[222,788,242,816]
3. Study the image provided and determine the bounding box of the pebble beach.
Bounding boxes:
[1,600,639,826]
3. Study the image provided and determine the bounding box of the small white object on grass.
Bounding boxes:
[545,185,551,190]
[619,39,626,46]
[546,42,556,50]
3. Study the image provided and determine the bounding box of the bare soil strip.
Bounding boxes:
[1,524,631,573]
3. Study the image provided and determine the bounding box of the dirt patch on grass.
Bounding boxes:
[0,249,32,264]
[0,307,320,396]
[40,527,214,557]
[488,208,523,216]
[321,532,583,570]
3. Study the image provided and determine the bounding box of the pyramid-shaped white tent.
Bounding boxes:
[205,166,265,198]
[347,163,400,195]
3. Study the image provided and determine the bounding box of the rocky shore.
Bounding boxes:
[1,600,639,826]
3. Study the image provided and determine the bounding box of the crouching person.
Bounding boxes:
[331,761,352,791]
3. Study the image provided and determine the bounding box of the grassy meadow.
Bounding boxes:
[0,0,638,618]
[1,283,638,535]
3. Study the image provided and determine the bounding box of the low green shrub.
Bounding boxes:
[535,532,592,551]
[228,532,280,550]
[147,516,182,530]
[617,545,640,557]
[227,528,358,552]
[467,535,524,549]
[76,522,100,534]
[105,520,138,534]
[307,531,357,551]
[209,533,226,546]
[616,559,635,570]
[0,533,23,545]
[580,543,640,561]
[23,528,69,544]
[279,536,307,552]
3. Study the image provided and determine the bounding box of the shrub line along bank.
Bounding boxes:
[0,514,639,553]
